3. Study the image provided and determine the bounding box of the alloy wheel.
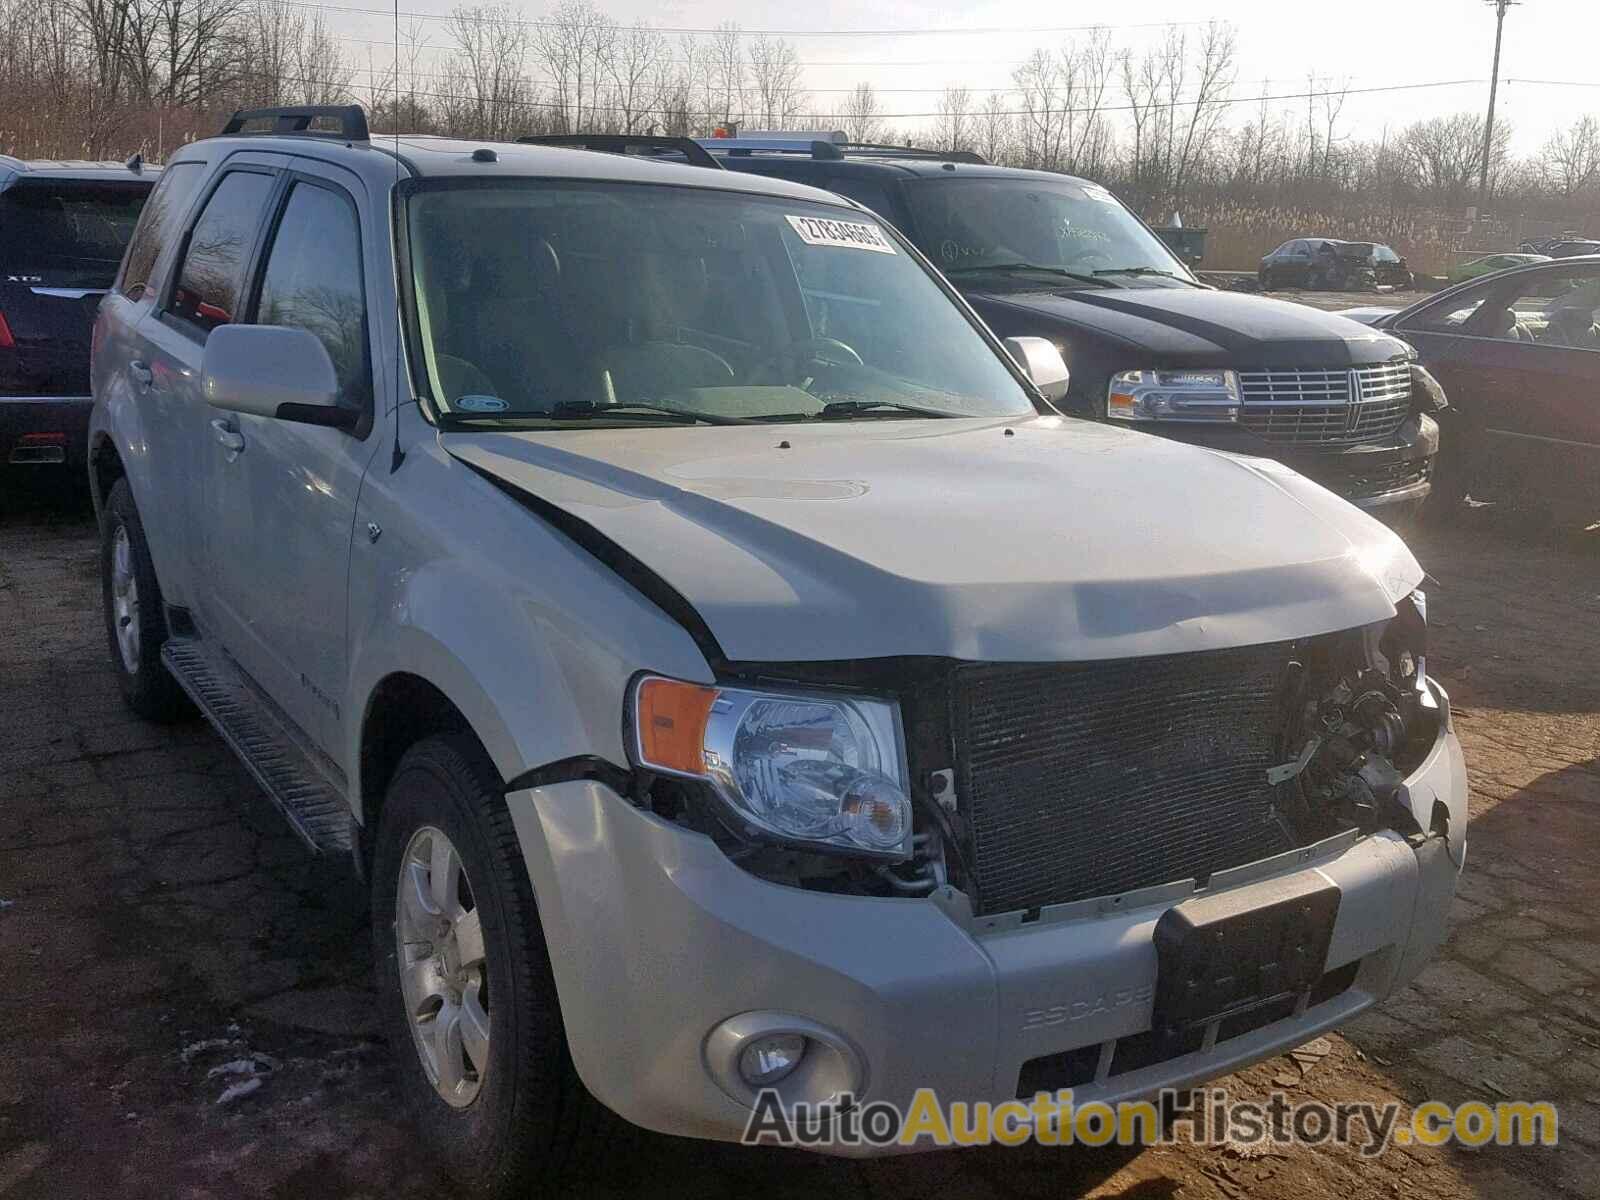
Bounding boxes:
[110,524,141,675]
[395,825,490,1108]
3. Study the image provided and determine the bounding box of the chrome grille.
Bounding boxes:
[950,645,1294,916]
[1237,361,1411,446]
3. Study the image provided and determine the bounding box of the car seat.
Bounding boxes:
[596,253,735,404]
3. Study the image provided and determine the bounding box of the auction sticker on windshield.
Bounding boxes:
[786,214,897,254]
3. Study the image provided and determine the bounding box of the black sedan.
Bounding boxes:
[1259,238,1413,291]
[1342,256,1599,524]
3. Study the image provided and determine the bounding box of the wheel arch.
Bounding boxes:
[88,430,126,523]
[358,671,480,851]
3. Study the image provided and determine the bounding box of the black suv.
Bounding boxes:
[1,156,157,471]
[703,137,1439,518]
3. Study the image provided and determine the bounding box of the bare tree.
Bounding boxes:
[533,0,616,133]
[836,81,883,144]
[933,86,973,153]
[747,34,803,128]
[1403,111,1511,202]
[1542,115,1600,199]
[1013,48,1064,170]
[974,92,1013,165]
[446,3,538,141]
[1165,22,1237,210]
[608,20,668,132]
[706,20,744,128]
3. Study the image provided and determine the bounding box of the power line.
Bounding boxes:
[292,0,1226,38]
[337,75,1488,122]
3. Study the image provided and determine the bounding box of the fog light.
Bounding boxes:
[739,1034,807,1087]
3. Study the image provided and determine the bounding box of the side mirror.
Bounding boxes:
[1003,336,1070,403]
[201,325,358,430]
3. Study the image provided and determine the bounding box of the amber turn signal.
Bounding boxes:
[633,677,718,776]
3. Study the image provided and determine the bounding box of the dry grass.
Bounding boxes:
[1176,196,1486,276]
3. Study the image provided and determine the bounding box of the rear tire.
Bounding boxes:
[371,735,614,1199]
[100,478,190,721]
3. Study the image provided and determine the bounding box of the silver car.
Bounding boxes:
[88,106,1465,1191]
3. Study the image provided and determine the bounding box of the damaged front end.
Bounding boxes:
[1268,591,1442,851]
[628,592,1451,915]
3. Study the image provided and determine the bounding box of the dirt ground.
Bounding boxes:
[1257,287,1436,314]
[1,477,1597,1200]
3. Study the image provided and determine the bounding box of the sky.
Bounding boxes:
[314,0,1600,154]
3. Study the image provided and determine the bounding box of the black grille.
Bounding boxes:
[1345,457,1430,498]
[951,645,1293,916]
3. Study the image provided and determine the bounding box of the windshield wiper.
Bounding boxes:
[944,263,1111,287]
[1091,266,1201,285]
[544,401,741,425]
[816,399,955,419]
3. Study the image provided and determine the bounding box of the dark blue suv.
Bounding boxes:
[1,155,156,473]
[701,136,1442,519]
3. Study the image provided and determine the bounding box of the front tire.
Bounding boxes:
[100,478,190,721]
[372,735,610,1198]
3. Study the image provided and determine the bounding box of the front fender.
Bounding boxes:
[343,430,715,819]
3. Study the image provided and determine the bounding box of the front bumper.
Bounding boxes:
[0,394,92,467]
[1145,412,1438,518]
[506,685,1466,1154]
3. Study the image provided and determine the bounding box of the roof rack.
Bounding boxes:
[517,134,723,170]
[698,136,987,166]
[842,142,989,165]
[220,105,370,142]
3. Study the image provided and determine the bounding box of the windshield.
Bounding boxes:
[900,177,1191,285]
[0,180,150,286]
[405,181,1036,428]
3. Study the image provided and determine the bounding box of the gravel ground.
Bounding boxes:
[1257,288,1435,314]
[1,478,1596,1199]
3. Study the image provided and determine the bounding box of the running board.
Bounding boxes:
[161,637,352,854]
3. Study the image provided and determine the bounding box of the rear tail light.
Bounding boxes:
[0,310,14,349]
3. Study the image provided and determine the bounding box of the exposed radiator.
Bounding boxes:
[950,644,1294,916]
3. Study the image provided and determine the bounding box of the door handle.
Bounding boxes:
[210,418,245,454]
[131,360,153,388]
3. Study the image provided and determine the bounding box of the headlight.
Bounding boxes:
[1107,368,1240,422]
[628,676,912,859]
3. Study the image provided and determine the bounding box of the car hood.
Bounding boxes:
[442,416,1422,665]
[969,286,1408,365]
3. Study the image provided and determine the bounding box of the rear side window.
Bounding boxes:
[168,171,276,335]
[254,182,369,405]
[119,163,204,300]
[827,177,899,219]
[0,180,151,286]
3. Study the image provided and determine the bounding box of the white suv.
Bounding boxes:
[88,106,1466,1193]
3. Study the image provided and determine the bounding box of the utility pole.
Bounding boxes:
[1477,0,1517,207]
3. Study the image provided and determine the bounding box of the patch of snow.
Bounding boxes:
[180,1037,242,1064]
[206,1059,260,1079]
[216,1077,263,1105]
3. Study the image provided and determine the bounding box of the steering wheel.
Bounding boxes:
[757,337,864,386]
[1069,249,1115,271]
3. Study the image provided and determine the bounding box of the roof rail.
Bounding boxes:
[219,105,370,142]
[517,134,723,170]
[841,142,989,165]
[698,137,987,166]
[699,137,841,160]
